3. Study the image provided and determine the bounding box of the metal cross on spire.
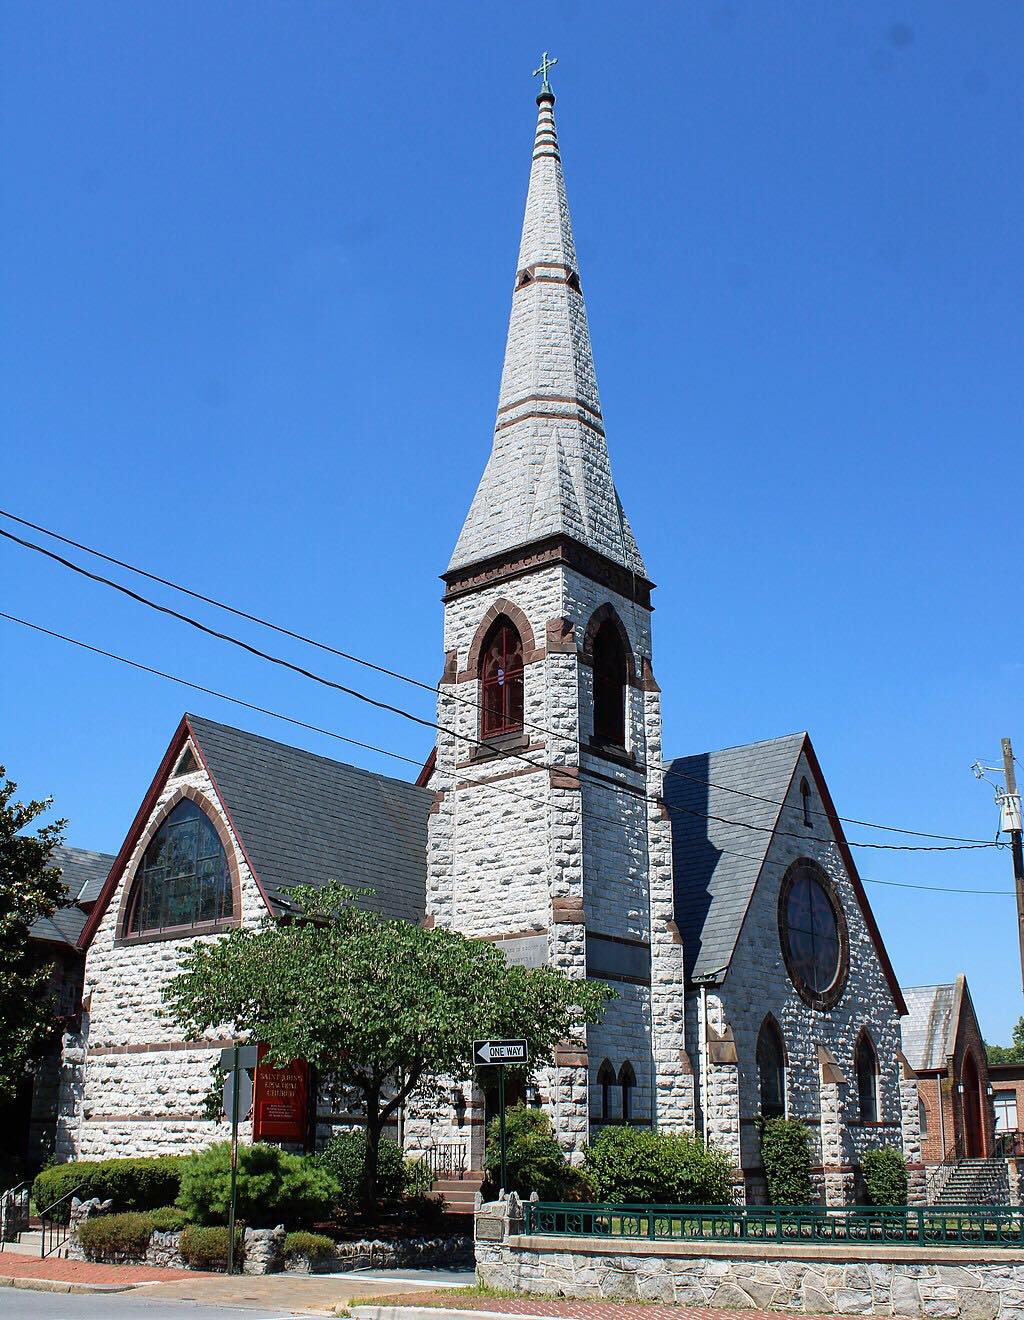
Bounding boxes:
[532,51,558,92]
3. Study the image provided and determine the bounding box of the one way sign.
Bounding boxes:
[473,1038,528,1066]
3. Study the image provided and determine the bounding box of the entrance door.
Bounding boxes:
[961,1052,984,1158]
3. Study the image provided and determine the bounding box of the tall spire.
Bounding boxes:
[447,69,647,580]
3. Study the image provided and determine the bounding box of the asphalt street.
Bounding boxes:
[0,1295,323,1320]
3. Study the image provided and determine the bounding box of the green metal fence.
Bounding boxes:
[522,1202,1024,1248]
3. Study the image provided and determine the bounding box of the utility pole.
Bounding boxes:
[1002,739,1024,994]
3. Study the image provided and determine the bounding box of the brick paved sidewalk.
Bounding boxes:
[350,1292,830,1319]
[0,1253,208,1288]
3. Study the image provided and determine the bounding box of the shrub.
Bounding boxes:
[403,1156,433,1199]
[862,1147,908,1206]
[176,1143,338,1228]
[318,1132,406,1211]
[148,1205,188,1232]
[33,1156,187,1224]
[583,1126,734,1205]
[284,1230,336,1261]
[179,1224,244,1270]
[78,1211,154,1262]
[484,1104,591,1201]
[758,1117,815,1205]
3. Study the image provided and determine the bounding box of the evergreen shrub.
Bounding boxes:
[583,1126,734,1205]
[148,1205,189,1232]
[283,1230,336,1260]
[77,1211,154,1262]
[32,1156,187,1223]
[484,1104,595,1201]
[317,1132,406,1211]
[176,1142,338,1227]
[861,1147,909,1205]
[179,1224,244,1270]
[757,1118,815,1205]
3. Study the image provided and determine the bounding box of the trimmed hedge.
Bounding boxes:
[484,1104,595,1202]
[179,1224,244,1270]
[283,1230,335,1261]
[318,1132,406,1211]
[148,1205,188,1232]
[176,1142,338,1228]
[32,1156,187,1224]
[583,1125,734,1205]
[78,1211,154,1262]
[862,1146,909,1206]
[758,1117,815,1205]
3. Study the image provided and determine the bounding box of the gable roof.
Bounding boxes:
[28,845,115,950]
[79,714,431,948]
[901,982,958,1071]
[665,733,805,984]
[664,732,907,1014]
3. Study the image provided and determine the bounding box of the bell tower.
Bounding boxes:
[423,64,692,1160]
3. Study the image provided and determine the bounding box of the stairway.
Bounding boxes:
[433,1171,484,1217]
[932,1158,1010,1205]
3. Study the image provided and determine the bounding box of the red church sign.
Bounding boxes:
[252,1043,308,1143]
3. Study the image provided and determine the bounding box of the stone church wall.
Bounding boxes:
[74,751,268,1160]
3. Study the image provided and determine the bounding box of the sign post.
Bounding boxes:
[472,1040,528,1196]
[219,1044,258,1276]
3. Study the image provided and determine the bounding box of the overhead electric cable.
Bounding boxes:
[2,607,1012,901]
[0,509,1000,849]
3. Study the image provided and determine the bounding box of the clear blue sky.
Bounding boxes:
[2,3,1021,1040]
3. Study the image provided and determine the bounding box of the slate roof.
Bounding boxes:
[901,983,958,1071]
[188,715,430,924]
[28,845,115,948]
[664,733,806,984]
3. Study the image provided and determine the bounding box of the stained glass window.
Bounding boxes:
[480,618,524,739]
[856,1032,879,1122]
[784,869,841,996]
[127,799,232,935]
[757,1019,786,1118]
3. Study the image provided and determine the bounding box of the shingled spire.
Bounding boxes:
[447,76,647,581]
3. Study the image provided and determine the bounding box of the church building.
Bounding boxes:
[46,72,923,1205]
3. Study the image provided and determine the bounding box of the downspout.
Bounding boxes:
[700,985,710,1150]
[937,1072,947,1161]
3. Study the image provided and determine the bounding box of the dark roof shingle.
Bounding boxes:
[28,845,116,948]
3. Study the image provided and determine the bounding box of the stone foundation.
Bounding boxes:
[476,1234,1024,1316]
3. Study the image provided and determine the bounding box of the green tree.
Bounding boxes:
[986,1017,1024,1064]
[163,883,613,1211]
[0,767,67,1101]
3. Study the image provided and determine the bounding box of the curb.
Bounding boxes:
[349,1309,566,1320]
[0,1275,137,1294]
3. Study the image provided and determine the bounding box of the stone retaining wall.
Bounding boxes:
[476,1234,1024,1316]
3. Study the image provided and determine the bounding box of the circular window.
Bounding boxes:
[778,860,848,1010]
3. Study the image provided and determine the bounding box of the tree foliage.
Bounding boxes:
[163,883,613,1208]
[986,1017,1024,1064]
[582,1125,735,1205]
[0,768,67,1101]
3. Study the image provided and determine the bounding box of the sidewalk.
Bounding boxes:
[0,1252,206,1292]
[346,1294,835,1320]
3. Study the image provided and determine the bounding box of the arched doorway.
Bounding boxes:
[961,1051,984,1158]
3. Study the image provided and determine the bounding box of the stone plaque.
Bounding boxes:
[475,1216,505,1242]
[498,935,549,969]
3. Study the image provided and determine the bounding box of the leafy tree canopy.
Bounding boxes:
[986,1017,1024,1064]
[0,766,67,1100]
[163,883,614,1206]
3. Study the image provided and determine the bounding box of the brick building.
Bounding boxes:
[41,74,927,1204]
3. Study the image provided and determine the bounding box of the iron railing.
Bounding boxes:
[39,1185,84,1259]
[0,1183,30,1251]
[424,1143,468,1181]
[523,1202,1024,1249]
[996,1131,1024,1159]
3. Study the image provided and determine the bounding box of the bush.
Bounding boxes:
[179,1224,244,1270]
[862,1147,908,1206]
[284,1230,336,1261]
[176,1143,338,1228]
[78,1211,154,1262]
[484,1104,592,1201]
[758,1118,815,1205]
[148,1205,188,1232]
[583,1126,734,1205]
[318,1132,406,1211]
[33,1156,187,1224]
[403,1156,433,1199]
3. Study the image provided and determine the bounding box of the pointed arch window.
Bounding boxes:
[125,799,232,936]
[480,617,524,739]
[757,1018,787,1118]
[800,777,813,828]
[856,1030,879,1122]
[597,1059,616,1122]
[592,620,627,747]
[618,1061,636,1124]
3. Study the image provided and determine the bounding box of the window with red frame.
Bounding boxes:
[480,617,524,739]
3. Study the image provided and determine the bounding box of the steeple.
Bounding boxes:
[447,73,647,582]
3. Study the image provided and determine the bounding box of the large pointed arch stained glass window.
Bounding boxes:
[126,800,232,935]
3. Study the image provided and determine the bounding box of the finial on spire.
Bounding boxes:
[532,51,557,98]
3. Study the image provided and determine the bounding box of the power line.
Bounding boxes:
[0,507,998,849]
[2,607,1013,902]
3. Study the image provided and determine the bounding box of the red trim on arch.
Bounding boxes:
[415,747,436,788]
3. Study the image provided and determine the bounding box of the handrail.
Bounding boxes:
[0,1182,30,1253]
[38,1184,85,1259]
